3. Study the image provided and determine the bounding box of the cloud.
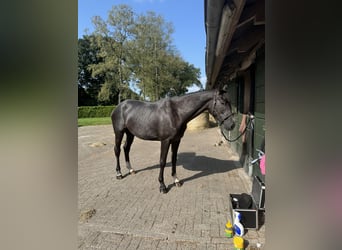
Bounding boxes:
[200,76,207,87]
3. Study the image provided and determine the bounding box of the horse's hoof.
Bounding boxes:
[116,175,123,180]
[129,169,136,175]
[175,181,182,187]
[159,187,168,194]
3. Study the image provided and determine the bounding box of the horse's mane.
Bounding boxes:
[123,89,214,104]
[171,89,214,99]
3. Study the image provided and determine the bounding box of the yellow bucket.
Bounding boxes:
[225,220,233,229]
[225,220,233,238]
[224,229,233,238]
[233,236,244,249]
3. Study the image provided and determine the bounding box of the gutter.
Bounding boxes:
[204,0,225,88]
[205,0,246,88]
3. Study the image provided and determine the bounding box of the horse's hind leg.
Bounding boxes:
[159,140,170,193]
[171,140,182,187]
[114,130,124,179]
[123,131,135,174]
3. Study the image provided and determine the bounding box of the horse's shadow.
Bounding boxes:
[136,152,238,191]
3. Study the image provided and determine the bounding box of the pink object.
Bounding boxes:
[260,155,266,175]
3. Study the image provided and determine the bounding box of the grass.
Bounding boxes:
[78,117,112,127]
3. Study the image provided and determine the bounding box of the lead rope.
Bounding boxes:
[221,114,254,142]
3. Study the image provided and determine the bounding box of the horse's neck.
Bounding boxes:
[175,90,215,123]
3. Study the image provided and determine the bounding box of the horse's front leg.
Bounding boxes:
[159,140,170,193]
[171,140,182,187]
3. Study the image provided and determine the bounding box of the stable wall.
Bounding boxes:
[252,46,265,180]
[225,46,265,181]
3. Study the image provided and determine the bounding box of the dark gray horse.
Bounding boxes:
[111,87,235,193]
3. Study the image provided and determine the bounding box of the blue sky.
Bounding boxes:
[78,0,207,91]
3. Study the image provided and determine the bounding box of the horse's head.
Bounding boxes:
[212,86,235,131]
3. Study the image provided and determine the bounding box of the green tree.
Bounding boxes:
[78,35,104,105]
[131,11,176,101]
[131,11,202,100]
[83,4,202,103]
[89,4,136,104]
[160,55,202,97]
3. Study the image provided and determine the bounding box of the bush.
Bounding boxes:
[78,106,115,118]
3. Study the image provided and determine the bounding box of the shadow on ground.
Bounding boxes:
[178,152,238,178]
[136,152,238,191]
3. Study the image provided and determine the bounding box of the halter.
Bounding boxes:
[212,91,235,126]
[212,91,254,142]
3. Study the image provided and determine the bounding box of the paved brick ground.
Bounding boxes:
[78,125,265,249]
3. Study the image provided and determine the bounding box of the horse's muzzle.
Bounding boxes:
[222,120,235,131]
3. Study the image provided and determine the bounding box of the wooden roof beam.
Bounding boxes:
[209,0,246,88]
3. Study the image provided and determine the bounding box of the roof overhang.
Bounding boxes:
[205,0,265,89]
